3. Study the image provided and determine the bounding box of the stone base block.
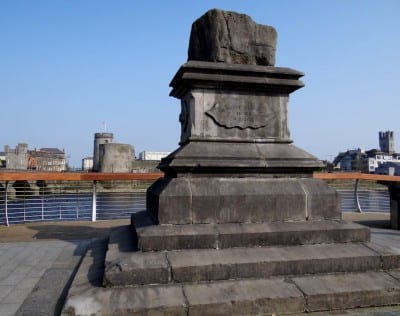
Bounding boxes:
[293,271,400,312]
[167,243,382,283]
[184,278,305,316]
[132,216,370,251]
[147,177,340,224]
[103,240,388,286]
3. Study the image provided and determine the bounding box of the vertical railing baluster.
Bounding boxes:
[23,182,26,222]
[76,183,79,220]
[59,181,62,220]
[92,181,97,222]
[41,184,44,221]
[354,179,362,212]
[5,181,9,226]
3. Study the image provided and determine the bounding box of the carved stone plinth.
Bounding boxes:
[147,61,334,224]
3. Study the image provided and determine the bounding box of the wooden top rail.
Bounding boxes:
[314,172,400,182]
[1,171,399,182]
[0,172,163,181]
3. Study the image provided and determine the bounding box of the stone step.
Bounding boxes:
[63,271,400,315]
[131,214,370,251]
[103,241,396,287]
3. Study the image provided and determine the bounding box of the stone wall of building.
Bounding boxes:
[5,144,28,170]
[93,133,113,172]
[28,148,66,172]
[99,143,135,173]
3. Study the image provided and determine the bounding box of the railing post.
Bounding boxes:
[5,181,9,226]
[92,181,97,222]
[354,179,362,212]
[388,183,400,229]
[41,185,44,221]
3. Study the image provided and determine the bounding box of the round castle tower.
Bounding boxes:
[93,133,113,171]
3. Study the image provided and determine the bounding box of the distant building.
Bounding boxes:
[27,148,66,172]
[333,131,400,173]
[4,144,66,171]
[0,151,6,168]
[379,131,395,154]
[82,157,93,171]
[92,132,136,173]
[333,148,365,171]
[99,143,135,173]
[138,151,170,161]
[5,143,29,170]
[375,161,400,176]
[93,133,113,172]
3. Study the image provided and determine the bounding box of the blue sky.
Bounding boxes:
[1,1,399,167]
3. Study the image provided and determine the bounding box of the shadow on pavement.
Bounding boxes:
[352,219,391,229]
[28,224,113,241]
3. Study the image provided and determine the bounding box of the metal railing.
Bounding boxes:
[0,172,161,226]
[314,172,400,213]
[1,171,399,226]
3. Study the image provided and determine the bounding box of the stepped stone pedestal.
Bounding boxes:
[62,9,400,315]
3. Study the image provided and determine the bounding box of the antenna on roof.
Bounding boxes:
[102,121,107,132]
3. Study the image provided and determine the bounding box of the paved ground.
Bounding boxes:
[0,219,130,316]
[0,213,399,315]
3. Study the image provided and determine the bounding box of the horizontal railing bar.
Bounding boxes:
[314,172,400,182]
[0,172,163,181]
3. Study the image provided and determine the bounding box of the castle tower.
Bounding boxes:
[93,132,113,171]
[379,131,395,154]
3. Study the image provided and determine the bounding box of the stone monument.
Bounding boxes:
[147,9,339,225]
[62,9,400,315]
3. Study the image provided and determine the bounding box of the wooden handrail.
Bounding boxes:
[314,172,400,182]
[1,171,398,182]
[0,172,163,181]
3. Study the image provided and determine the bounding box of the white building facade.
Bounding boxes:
[138,151,170,161]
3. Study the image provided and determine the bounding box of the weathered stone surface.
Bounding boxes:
[63,285,188,316]
[159,141,323,176]
[147,177,192,224]
[188,9,277,66]
[184,278,305,315]
[147,177,339,225]
[216,220,370,249]
[167,243,381,283]
[169,62,306,146]
[292,271,400,311]
[134,220,370,251]
[299,178,341,220]
[365,242,400,270]
[137,224,217,251]
[103,251,170,287]
[170,61,304,98]
[106,226,137,262]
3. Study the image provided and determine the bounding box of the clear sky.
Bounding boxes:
[1,1,399,167]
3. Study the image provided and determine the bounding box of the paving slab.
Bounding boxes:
[292,271,400,312]
[67,238,107,296]
[0,240,88,316]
